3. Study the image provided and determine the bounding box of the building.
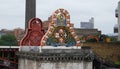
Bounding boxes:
[43,16,52,32]
[115,1,120,40]
[0,31,6,38]
[43,17,101,38]
[74,28,101,37]
[114,24,118,33]
[1,29,13,35]
[80,17,94,29]
[14,28,24,41]
[0,28,24,41]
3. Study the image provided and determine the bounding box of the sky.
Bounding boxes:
[0,0,119,34]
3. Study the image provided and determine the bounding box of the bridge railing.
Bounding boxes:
[0,57,18,69]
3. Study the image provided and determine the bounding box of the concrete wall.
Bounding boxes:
[18,46,93,69]
[19,59,92,69]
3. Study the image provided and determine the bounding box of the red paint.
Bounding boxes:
[20,18,45,46]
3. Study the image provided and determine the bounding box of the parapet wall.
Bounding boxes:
[17,46,94,69]
[19,58,92,69]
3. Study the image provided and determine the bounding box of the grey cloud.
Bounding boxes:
[0,0,119,34]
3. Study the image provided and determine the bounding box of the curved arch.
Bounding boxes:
[52,8,70,26]
[86,35,99,42]
[41,8,81,46]
[20,18,45,46]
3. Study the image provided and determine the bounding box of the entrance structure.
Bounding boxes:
[17,9,94,69]
[20,18,45,46]
[41,8,80,46]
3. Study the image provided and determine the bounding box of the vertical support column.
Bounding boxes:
[25,0,36,30]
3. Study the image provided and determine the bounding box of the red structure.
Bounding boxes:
[20,18,45,46]
[0,46,19,69]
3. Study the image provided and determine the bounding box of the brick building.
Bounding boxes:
[14,28,24,41]
[43,17,101,37]
[74,28,101,37]
[0,28,24,41]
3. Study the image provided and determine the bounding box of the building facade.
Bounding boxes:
[0,28,24,41]
[80,17,94,29]
[43,17,101,37]
[14,28,24,41]
[114,24,118,33]
[115,1,120,40]
[74,28,101,37]
[0,31,6,38]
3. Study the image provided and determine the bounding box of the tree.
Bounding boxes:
[0,34,18,46]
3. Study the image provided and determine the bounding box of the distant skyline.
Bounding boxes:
[0,0,119,34]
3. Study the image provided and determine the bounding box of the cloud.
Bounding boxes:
[0,0,119,34]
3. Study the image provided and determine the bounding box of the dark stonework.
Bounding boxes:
[25,0,36,29]
[16,47,94,62]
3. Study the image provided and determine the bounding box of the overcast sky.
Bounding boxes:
[0,0,119,34]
